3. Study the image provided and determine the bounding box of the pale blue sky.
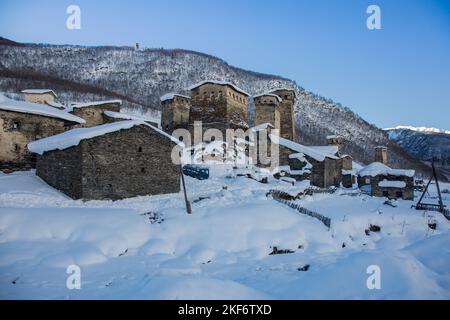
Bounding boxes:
[1,0,449,129]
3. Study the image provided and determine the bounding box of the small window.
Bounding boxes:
[12,121,20,129]
[14,144,20,152]
[365,177,370,184]
[383,191,389,198]
[210,136,215,142]
[138,147,143,152]
[141,167,146,173]
[178,136,184,142]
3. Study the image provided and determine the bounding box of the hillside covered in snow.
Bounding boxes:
[1,167,449,299]
[385,126,450,179]
[0,37,433,178]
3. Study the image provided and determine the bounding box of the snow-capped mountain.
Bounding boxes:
[0,37,434,177]
[385,126,450,136]
[384,126,450,179]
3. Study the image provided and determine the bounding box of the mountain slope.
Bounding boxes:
[385,126,450,179]
[0,38,435,178]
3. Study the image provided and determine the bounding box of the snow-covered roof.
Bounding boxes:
[378,179,406,189]
[358,162,415,178]
[70,100,122,110]
[0,94,85,124]
[269,88,297,98]
[21,89,57,97]
[46,100,65,109]
[269,134,339,162]
[160,93,191,102]
[253,93,282,102]
[28,120,183,155]
[187,80,250,97]
[103,110,157,124]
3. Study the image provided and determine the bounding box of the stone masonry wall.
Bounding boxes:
[36,145,83,199]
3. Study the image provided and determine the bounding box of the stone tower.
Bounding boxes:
[188,81,249,134]
[375,146,388,164]
[270,89,296,141]
[253,93,282,167]
[253,93,281,130]
[160,93,191,133]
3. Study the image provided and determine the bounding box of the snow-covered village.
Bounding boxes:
[1,0,450,304]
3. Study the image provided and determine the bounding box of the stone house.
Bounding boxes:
[28,120,182,200]
[160,93,191,133]
[0,94,85,172]
[22,89,57,104]
[69,100,122,127]
[270,134,343,188]
[358,147,415,200]
[188,80,249,133]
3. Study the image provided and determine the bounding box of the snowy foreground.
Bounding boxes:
[0,167,449,300]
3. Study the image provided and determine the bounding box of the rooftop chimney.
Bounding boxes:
[375,146,388,165]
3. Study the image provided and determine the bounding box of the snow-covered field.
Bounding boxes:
[0,167,449,300]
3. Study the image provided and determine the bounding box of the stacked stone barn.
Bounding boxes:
[28,121,181,200]
[188,81,249,134]
[358,147,415,200]
[0,94,85,172]
[69,100,121,127]
[160,93,191,133]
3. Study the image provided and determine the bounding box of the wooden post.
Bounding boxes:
[432,160,445,212]
[180,165,192,214]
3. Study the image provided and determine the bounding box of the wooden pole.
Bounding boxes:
[432,160,445,212]
[180,165,192,214]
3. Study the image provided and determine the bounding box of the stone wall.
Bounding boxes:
[36,145,83,199]
[0,110,79,172]
[35,125,181,200]
[71,102,121,128]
